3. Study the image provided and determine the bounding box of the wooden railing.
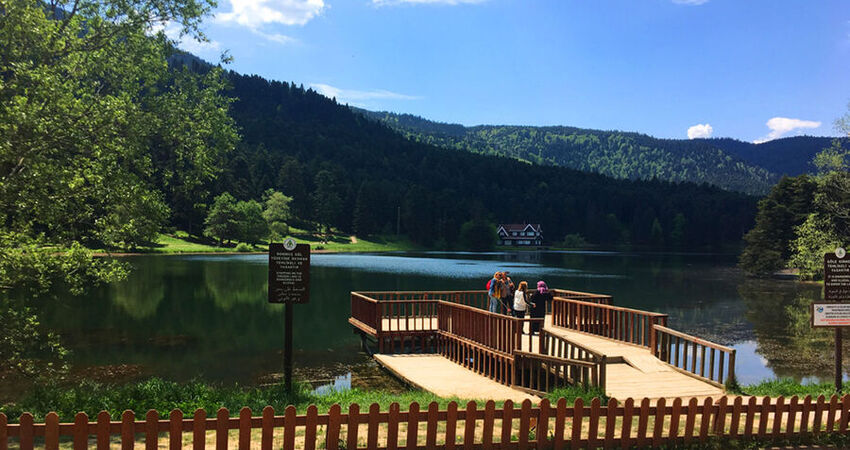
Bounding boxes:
[437,333,514,385]
[551,296,668,348]
[550,288,612,305]
[437,302,522,355]
[350,292,379,334]
[513,351,605,396]
[5,395,850,449]
[652,325,737,387]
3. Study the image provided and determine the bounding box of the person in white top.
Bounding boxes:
[512,281,530,320]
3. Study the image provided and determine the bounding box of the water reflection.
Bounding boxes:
[33,251,846,391]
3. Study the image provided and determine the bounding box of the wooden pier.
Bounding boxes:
[349,289,734,401]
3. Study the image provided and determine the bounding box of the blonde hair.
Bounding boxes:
[518,281,528,292]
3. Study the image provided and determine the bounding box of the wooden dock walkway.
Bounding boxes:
[350,289,734,402]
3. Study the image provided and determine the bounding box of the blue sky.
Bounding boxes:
[171,0,849,142]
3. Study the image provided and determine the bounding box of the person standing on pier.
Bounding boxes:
[512,281,530,321]
[529,281,552,335]
[502,272,515,315]
[487,272,501,313]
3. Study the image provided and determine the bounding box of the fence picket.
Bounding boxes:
[553,398,567,450]
[0,413,6,450]
[813,395,825,435]
[587,397,600,449]
[305,405,319,450]
[385,402,399,450]
[45,412,59,450]
[366,403,380,450]
[683,398,697,443]
[757,396,770,438]
[500,400,513,447]
[284,405,297,450]
[698,397,712,442]
[261,406,274,450]
[68,412,85,450]
[170,409,184,450]
[636,397,650,447]
[786,396,799,436]
[743,396,756,438]
[445,401,458,450]
[425,401,438,449]
[405,402,418,450]
[19,413,33,450]
[570,398,583,450]
[518,400,531,450]
[841,395,850,433]
[192,409,206,450]
[465,401,478,448]
[238,407,251,450]
[216,408,229,450]
[348,403,362,450]
[801,395,813,436]
[604,398,616,448]
[826,395,838,433]
[713,396,727,435]
[669,397,682,443]
[620,398,633,449]
[652,398,665,446]
[327,404,342,450]
[482,400,496,449]
[772,396,784,437]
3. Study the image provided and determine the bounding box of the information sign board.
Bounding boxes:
[812,302,850,327]
[268,239,310,304]
[825,248,850,301]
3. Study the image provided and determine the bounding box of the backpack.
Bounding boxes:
[486,279,492,290]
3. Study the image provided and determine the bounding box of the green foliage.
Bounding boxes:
[739,176,817,276]
[234,242,251,252]
[204,193,239,244]
[545,385,608,405]
[740,378,838,398]
[561,233,589,249]
[0,233,127,376]
[356,109,778,195]
[235,200,267,245]
[222,74,758,250]
[459,220,497,251]
[0,378,473,423]
[262,190,292,241]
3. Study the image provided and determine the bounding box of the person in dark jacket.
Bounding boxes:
[528,280,552,334]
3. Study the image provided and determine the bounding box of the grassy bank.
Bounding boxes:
[0,379,603,423]
[98,231,421,255]
[735,377,841,398]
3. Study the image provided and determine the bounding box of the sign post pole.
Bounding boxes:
[268,238,310,394]
[285,302,293,392]
[837,328,843,393]
[821,247,849,392]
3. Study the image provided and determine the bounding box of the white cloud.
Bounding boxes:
[753,117,821,144]
[672,0,709,5]
[687,123,713,139]
[216,0,324,41]
[372,0,487,5]
[310,83,421,105]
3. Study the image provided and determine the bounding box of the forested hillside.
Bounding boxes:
[194,71,759,249]
[353,109,782,195]
[705,136,842,177]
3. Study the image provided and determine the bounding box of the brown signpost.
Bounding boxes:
[268,239,310,392]
[821,248,849,392]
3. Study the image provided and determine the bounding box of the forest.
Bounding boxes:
[198,71,759,250]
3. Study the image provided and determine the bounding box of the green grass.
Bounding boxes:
[737,377,840,398]
[1,378,607,423]
[98,231,421,255]
[545,385,608,405]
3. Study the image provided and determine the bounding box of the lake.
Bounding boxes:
[32,250,837,397]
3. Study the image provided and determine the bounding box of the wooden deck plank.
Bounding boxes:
[373,314,725,401]
[373,354,538,403]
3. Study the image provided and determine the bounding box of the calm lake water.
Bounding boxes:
[36,251,838,394]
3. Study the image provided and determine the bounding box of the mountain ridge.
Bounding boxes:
[352,108,840,195]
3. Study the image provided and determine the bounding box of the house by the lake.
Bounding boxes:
[496,223,543,247]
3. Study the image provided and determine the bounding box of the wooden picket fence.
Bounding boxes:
[3,394,850,449]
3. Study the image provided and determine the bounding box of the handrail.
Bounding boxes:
[652,324,736,387]
[551,296,668,348]
[513,350,597,368]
